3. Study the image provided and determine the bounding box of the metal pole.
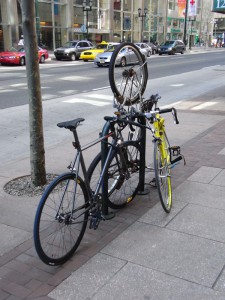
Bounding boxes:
[86,11,89,39]
[183,0,188,45]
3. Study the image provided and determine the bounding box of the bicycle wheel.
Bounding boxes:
[153,138,172,213]
[109,42,148,106]
[34,173,89,265]
[102,141,141,209]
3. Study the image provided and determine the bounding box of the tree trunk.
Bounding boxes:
[19,0,46,186]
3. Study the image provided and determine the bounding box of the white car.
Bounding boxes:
[135,43,152,57]
[94,43,147,67]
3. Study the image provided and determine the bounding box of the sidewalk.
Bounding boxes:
[1,79,225,298]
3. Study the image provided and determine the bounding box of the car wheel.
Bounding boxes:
[20,57,25,66]
[181,49,184,54]
[40,55,45,63]
[70,53,76,61]
[120,57,126,67]
[159,53,162,56]
[147,51,151,57]
[56,57,61,61]
[83,60,88,62]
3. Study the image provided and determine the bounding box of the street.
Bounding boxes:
[0,50,225,109]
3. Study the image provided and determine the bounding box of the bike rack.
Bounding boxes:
[100,114,148,216]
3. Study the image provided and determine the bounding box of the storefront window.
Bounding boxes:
[39,2,52,26]
[114,0,121,10]
[114,11,121,31]
[54,3,67,27]
[123,0,131,12]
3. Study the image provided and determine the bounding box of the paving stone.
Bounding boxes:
[210,169,225,187]
[173,180,225,210]
[100,222,225,287]
[48,253,126,300]
[167,204,225,242]
[213,268,225,293]
[0,224,31,256]
[92,262,225,300]
[139,200,187,227]
[187,166,222,183]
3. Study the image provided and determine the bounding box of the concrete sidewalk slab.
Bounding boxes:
[49,257,225,300]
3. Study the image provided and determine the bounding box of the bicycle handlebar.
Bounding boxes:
[158,107,179,124]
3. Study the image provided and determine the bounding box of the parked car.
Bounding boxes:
[54,40,94,61]
[158,40,186,55]
[80,41,119,61]
[135,42,152,57]
[94,43,147,67]
[148,42,159,54]
[94,44,119,67]
[0,46,49,66]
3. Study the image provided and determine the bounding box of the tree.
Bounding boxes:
[18,0,46,186]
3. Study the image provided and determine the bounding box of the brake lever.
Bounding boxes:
[172,108,179,124]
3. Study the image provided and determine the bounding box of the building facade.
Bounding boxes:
[0,0,216,51]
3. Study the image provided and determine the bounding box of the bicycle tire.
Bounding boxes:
[102,140,141,209]
[34,173,89,265]
[153,139,172,213]
[109,42,148,106]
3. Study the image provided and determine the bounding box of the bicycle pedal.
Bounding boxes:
[170,155,183,165]
[170,146,180,156]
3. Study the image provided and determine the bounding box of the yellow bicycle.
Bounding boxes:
[142,94,184,213]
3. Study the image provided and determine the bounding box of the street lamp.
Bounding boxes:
[138,8,148,42]
[83,0,92,40]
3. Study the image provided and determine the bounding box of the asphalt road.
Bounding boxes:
[1,50,225,109]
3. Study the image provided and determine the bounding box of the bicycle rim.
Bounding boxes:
[34,173,89,265]
[109,42,148,106]
[103,141,141,209]
[154,140,172,213]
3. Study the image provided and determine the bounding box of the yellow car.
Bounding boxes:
[80,41,118,61]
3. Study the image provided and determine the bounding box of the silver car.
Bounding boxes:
[94,43,147,67]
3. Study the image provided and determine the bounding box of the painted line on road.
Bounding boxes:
[169,84,185,87]
[191,101,218,110]
[62,98,110,106]
[92,86,110,91]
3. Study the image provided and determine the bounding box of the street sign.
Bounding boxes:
[188,0,197,17]
[212,0,225,13]
[80,24,87,33]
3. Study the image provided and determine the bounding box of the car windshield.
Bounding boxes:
[163,41,175,46]
[63,41,78,48]
[7,47,20,52]
[17,47,25,52]
[96,44,108,49]
[105,44,119,52]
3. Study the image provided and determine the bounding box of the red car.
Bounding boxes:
[0,46,49,66]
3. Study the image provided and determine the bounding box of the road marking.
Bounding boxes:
[191,101,218,110]
[169,84,185,87]
[60,75,92,81]
[0,89,15,93]
[10,83,27,87]
[63,98,110,106]
[86,94,113,101]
